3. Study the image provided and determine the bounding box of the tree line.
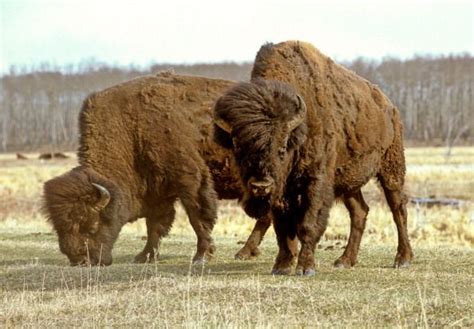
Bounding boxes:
[0,55,472,152]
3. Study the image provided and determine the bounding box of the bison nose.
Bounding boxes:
[99,257,112,266]
[249,178,274,197]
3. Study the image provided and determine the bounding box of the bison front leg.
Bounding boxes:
[235,214,272,260]
[180,174,217,265]
[271,212,298,275]
[134,204,176,263]
[334,190,369,268]
[295,185,332,276]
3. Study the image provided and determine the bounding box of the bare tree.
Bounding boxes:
[0,56,472,152]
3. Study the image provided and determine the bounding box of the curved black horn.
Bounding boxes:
[214,117,232,134]
[287,95,307,131]
[91,183,110,211]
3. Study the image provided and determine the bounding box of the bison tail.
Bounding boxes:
[378,107,406,191]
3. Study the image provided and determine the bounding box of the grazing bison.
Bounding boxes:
[43,73,271,266]
[213,41,414,275]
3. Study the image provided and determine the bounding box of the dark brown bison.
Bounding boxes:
[39,153,53,160]
[43,73,271,266]
[213,41,414,275]
[39,152,69,160]
[53,152,69,159]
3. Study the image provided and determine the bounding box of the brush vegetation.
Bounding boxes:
[1,147,473,327]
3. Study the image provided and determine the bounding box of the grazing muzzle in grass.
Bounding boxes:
[43,166,124,266]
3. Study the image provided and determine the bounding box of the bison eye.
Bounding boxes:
[232,138,243,153]
[88,221,99,235]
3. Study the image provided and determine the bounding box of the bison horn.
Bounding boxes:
[214,117,233,134]
[92,183,110,211]
[287,94,307,132]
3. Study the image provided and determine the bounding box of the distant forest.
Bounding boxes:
[1,54,472,152]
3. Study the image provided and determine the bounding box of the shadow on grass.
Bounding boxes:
[0,257,66,267]
[0,250,274,292]
[2,233,473,293]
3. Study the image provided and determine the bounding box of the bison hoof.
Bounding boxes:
[271,267,292,275]
[394,260,411,268]
[133,252,156,264]
[192,258,207,266]
[208,244,217,256]
[295,268,316,277]
[235,247,261,260]
[394,252,413,268]
[334,258,354,269]
[333,262,350,269]
[192,244,216,265]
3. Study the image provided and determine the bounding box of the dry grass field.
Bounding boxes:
[1,147,473,327]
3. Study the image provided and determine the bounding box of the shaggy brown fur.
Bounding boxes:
[43,73,272,266]
[214,41,414,275]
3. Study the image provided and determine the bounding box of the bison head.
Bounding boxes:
[213,80,307,218]
[43,166,125,266]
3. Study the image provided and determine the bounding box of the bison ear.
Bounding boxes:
[212,95,233,149]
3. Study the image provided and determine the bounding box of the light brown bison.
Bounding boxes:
[43,73,271,266]
[213,41,414,275]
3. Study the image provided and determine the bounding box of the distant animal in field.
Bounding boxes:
[213,41,414,275]
[43,73,271,266]
[53,152,69,159]
[39,153,53,160]
[16,153,28,160]
[39,152,69,160]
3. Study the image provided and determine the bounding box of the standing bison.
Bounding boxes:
[213,41,414,275]
[43,73,271,266]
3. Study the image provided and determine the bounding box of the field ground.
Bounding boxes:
[0,147,473,327]
[1,234,473,327]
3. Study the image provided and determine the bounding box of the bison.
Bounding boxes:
[43,73,272,266]
[213,41,414,275]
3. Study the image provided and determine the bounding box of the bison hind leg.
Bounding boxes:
[378,139,414,268]
[234,214,272,260]
[134,202,176,263]
[179,170,217,265]
[334,189,369,269]
[379,182,414,268]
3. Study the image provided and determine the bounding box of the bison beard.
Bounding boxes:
[214,41,414,276]
[243,196,272,219]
